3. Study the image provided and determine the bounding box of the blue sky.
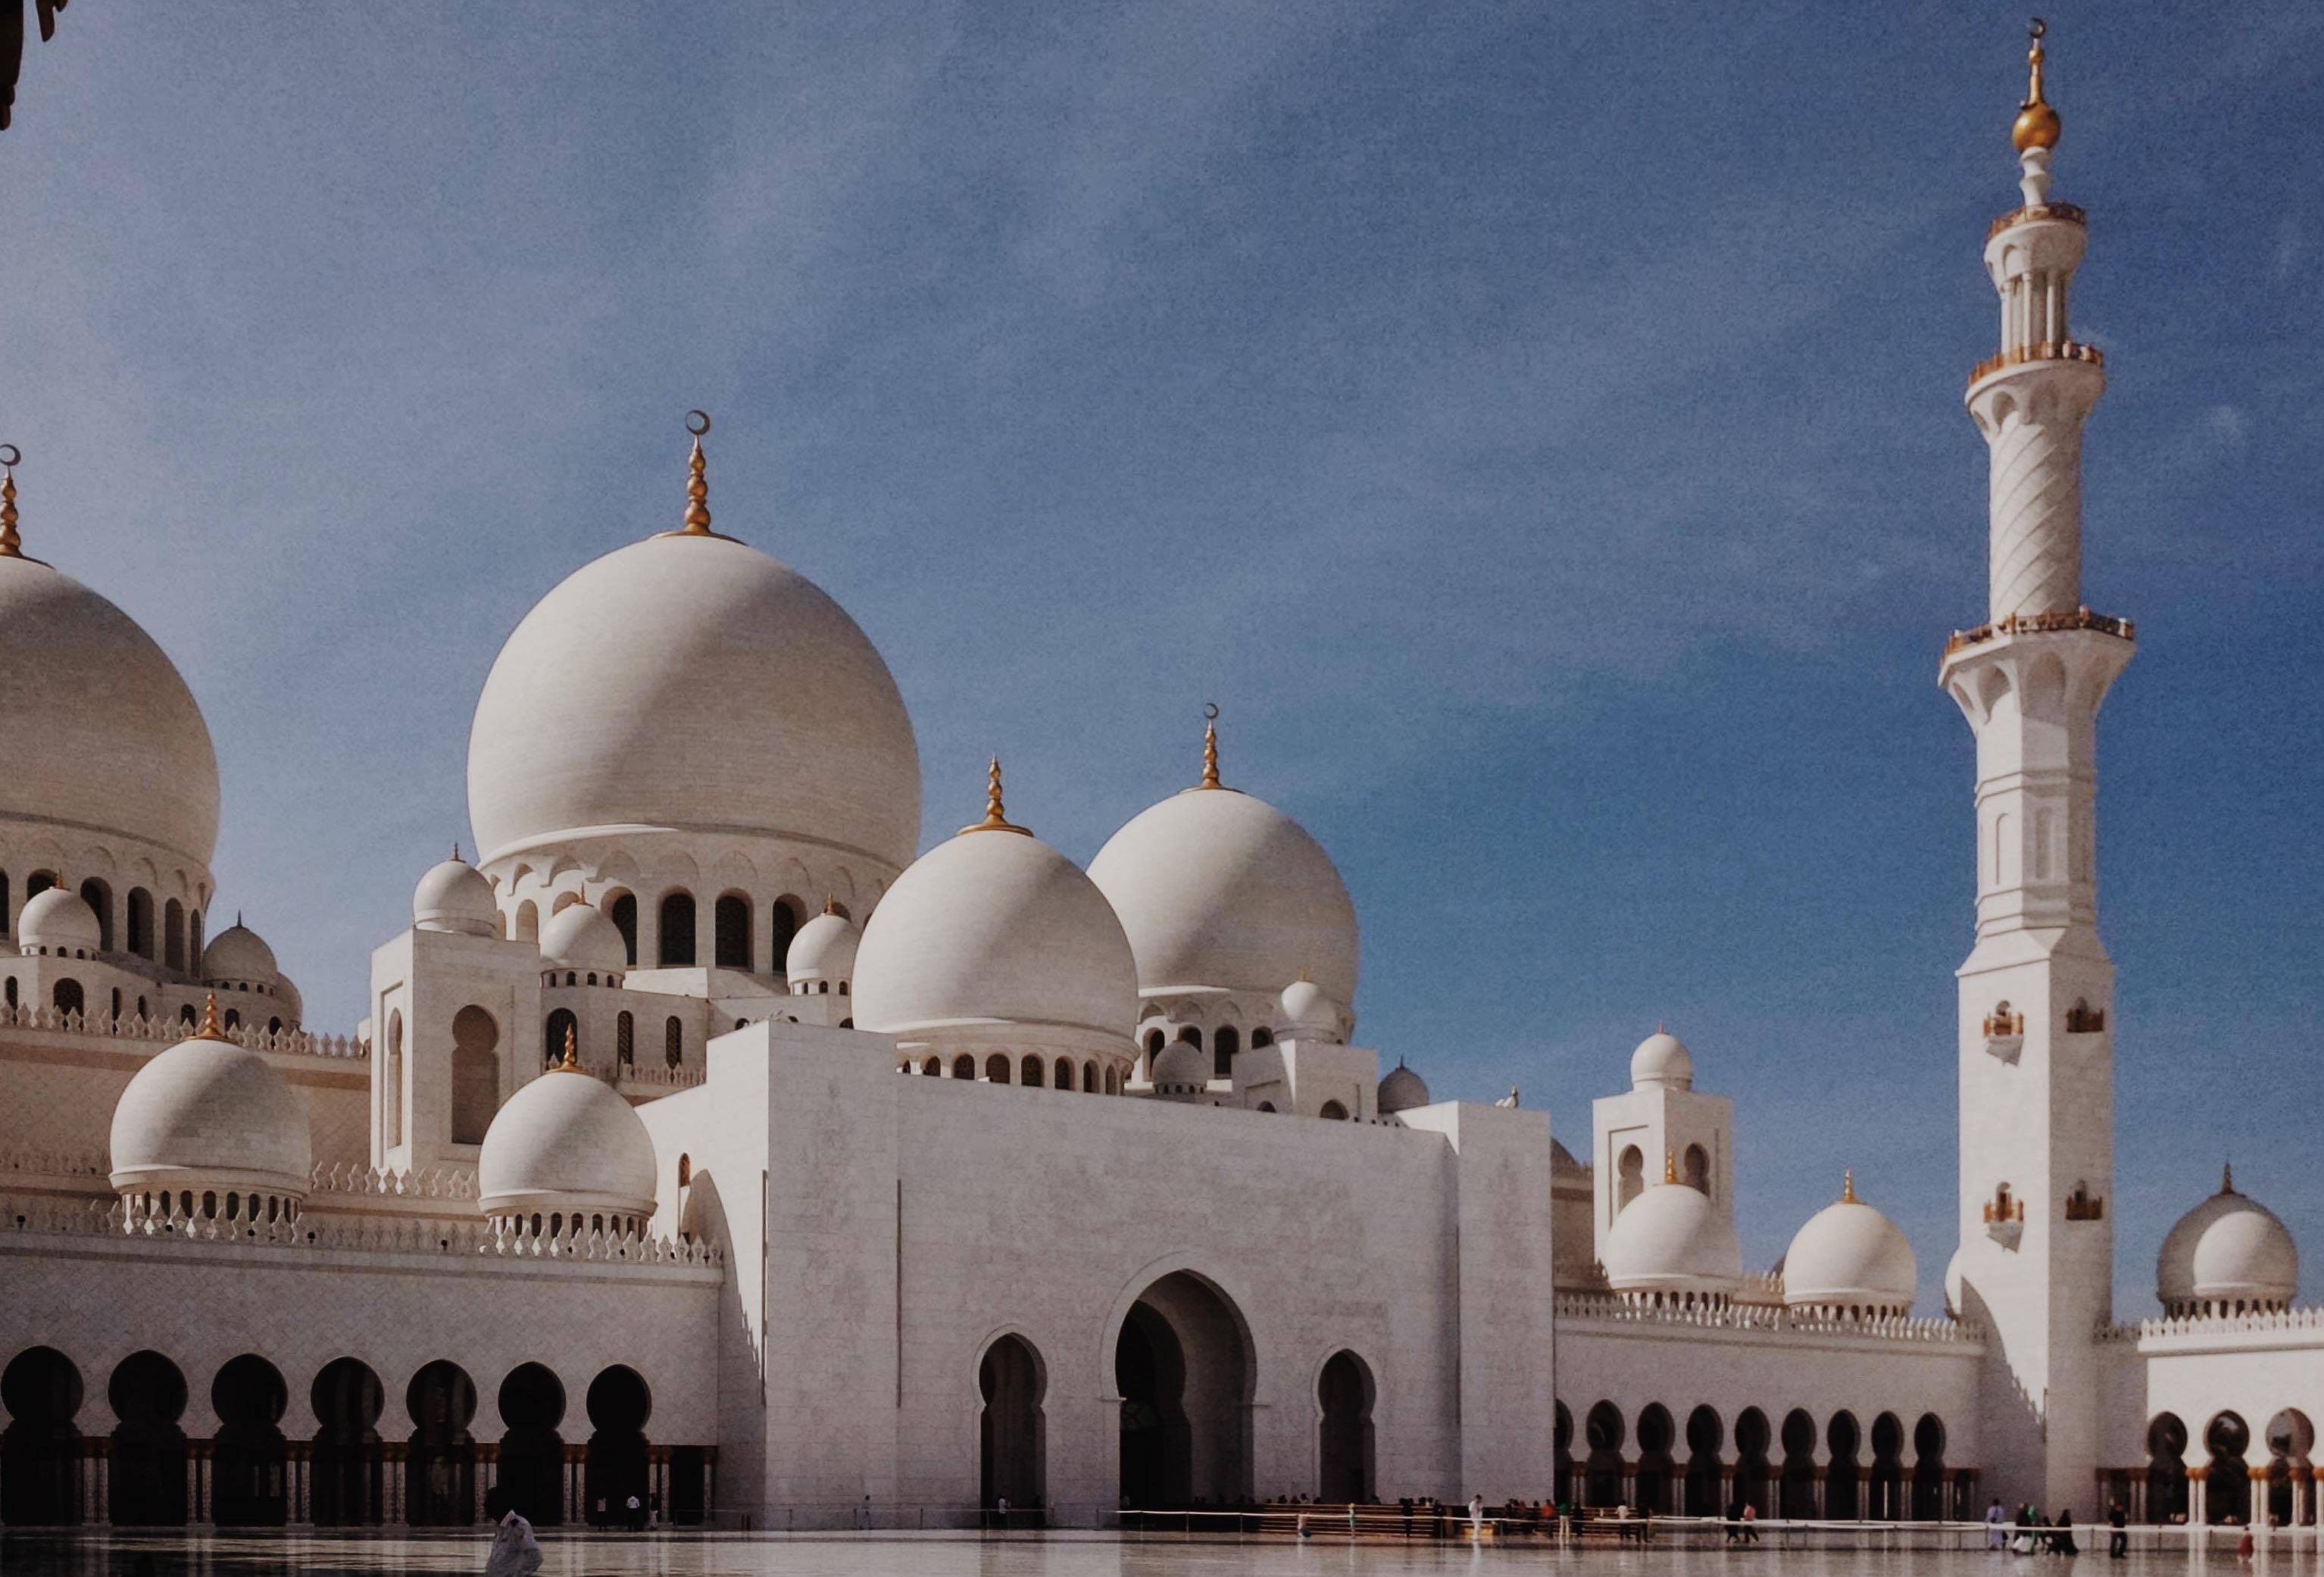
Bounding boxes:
[3,4,2319,1316]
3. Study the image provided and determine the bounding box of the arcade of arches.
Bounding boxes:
[1555,1399,1976,1521]
[2113,1407,2321,1527]
[0,1347,711,1527]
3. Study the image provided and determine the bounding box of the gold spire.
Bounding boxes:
[189,992,224,1041]
[2222,1160,2236,1195]
[1664,1148,1679,1185]
[1199,702,1223,788]
[2012,18,2061,153]
[682,410,713,535]
[959,757,1032,835]
[1842,1169,1857,1204]
[0,445,21,560]
[554,1020,581,1073]
[823,894,840,917]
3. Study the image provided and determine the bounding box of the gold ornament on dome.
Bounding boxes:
[960,757,1032,836]
[2012,18,2061,153]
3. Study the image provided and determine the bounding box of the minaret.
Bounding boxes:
[1940,21,2132,1512]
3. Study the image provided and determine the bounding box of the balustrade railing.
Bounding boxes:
[1946,607,2135,655]
[1967,339,2104,386]
[0,1001,367,1059]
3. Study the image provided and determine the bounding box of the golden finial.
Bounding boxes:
[959,756,1032,835]
[2222,1160,2236,1195]
[681,410,713,536]
[0,445,21,560]
[1842,1169,1857,1204]
[555,1020,581,1073]
[2012,19,2060,153]
[1199,702,1223,789]
[823,894,839,917]
[1663,1148,1679,1185]
[189,992,223,1040]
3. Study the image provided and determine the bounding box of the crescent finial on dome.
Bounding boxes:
[554,1020,582,1073]
[1200,702,1223,789]
[682,411,714,536]
[189,992,224,1041]
[961,756,1032,836]
[2012,17,2060,153]
[2222,1160,2236,1195]
[0,447,20,559]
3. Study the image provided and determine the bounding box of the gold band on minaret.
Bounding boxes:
[960,757,1032,836]
[2013,18,2060,152]
[0,445,21,560]
[682,410,714,535]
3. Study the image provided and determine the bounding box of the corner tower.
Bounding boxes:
[1939,22,2133,1510]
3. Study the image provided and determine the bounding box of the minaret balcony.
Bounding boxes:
[1985,200,2087,241]
[1966,339,2104,390]
[1982,1196,2026,1247]
[1982,1010,2025,1063]
[1944,605,2135,656]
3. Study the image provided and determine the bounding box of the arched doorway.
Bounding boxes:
[1317,1351,1374,1503]
[1781,1408,1817,1518]
[497,1363,566,1525]
[1683,1405,1723,1516]
[713,894,751,970]
[1733,1407,1771,1516]
[1825,1412,1861,1520]
[1553,1401,1573,1507]
[2266,1410,2313,1526]
[1635,1403,1676,1515]
[1,1347,83,1524]
[1583,1401,1625,1507]
[211,1354,289,1525]
[1911,1413,1947,1519]
[2146,1413,2189,1524]
[108,1351,189,1525]
[1869,1412,1904,1520]
[406,1360,478,1525]
[583,1365,651,1528]
[1616,1145,1645,1210]
[311,1358,385,1525]
[979,1335,1045,1519]
[2206,1412,2251,1525]
[658,892,695,966]
[1115,1271,1251,1508]
[451,1005,499,1144]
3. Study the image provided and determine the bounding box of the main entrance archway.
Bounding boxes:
[1115,1271,1251,1508]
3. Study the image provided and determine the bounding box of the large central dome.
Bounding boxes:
[467,532,921,871]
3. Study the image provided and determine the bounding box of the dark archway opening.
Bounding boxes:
[713,894,751,971]
[2207,1412,2251,1525]
[108,1351,188,1525]
[1583,1401,1626,1507]
[1869,1411,1904,1520]
[979,1335,1045,1519]
[542,1007,576,1070]
[1732,1407,1771,1516]
[1825,1411,1861,1520]
[1911,1413,1948,1520]
[406,1360,478,1525]
[1317,1351,1374,1504]
[1683,1405,1724,1516]
[1635,1403,1676,1515]
[1553,1401,1574,1507]
[583,1365,651,1528]
[2146,1413,2188,1524]
[658,892,695,967]
[311,1358,385,1526]
[2266,1410,2314,1526]
[1780,1408,1817,1518]
[606,892,638,964]
[211,1354,289,1525]
[2,1346,83,1525]
[769,898,801,976]
[496,1363,566,1525]
[1115,1272,1249,1509]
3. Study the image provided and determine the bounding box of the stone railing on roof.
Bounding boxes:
[2099,1306,2324,1344]
[614,1062,707,1090]
[0,1003,367,1060]
[1554,1291,1981,1345]
[308,1163,478,1201]
[0,1194,720,1270]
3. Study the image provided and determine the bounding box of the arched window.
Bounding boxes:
[78,879,113,952]
[189,907,204,961]
[1319,1100,1348,1120]
[713,894,751,971]
[922,1056,941,1076]
[1083,1060,1098,1093]
[769,898,802,974]
[0,870,8,935]
[606,892,638,965]
[616,1012,635,1067]
[1105,1067,1118,1095]
[53,979,83,1016]
[1213,1026,1239,1080]
[1177,1026,1202,1051]
[1683,1144,1710,1195]
[985,1054,1011,1085]
[126,888,155,958]
[1054,1057,1073,1090]
[1251,1026,1273,1048]
[664,1016,683,1069]
[544,1008,577,1067]
[952,1054,976,1080]
[658,892,696,966]
[24,870,55,900]
[451,1007,500,1144]
[1617,1145,1645,1211]
[4,976,17,1007]
[1145,1029,1164,1057]
[514,900,539,945]
[386,1010,405,1147]
[179,1002,196,1026]
[163,898,186,970]
[1021,1054,1043,1088]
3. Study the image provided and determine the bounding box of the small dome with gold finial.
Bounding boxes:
[1781,1171,1919,1319]
[2012,18,2061,153]
[477,1021,658,1236]
[108,995,312,1222]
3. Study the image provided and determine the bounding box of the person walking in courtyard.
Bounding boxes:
[2053,1507,2079,1556]
[2108,1502,2129,1560]
[1468,1492,1485,1538]
[1988,1497,2008,1550]
[1739,1501,1760,1544]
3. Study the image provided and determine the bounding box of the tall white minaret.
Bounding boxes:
[1939,20,2133,1513]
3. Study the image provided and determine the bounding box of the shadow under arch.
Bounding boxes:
[979,1332,1046,1519]
[2,1346,83,1525]
[1109,1265,1256,1509]
[1316,1350,1376,1504]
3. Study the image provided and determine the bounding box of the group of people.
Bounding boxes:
[1987,1499,2129,1558]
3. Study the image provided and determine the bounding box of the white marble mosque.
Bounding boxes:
[0,27,2319,1535]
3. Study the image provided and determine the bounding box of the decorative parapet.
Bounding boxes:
[1967,339,2105,389]
[0,1002,368,1060]
[2099,1306,2324,1344]
[0,1194,720,1270]
[1986,200,2088,241]
[307,1163,478,1201]
[1553,1291,1982,1346]
[1946,606,2135,656]
[614,1062,706,1091]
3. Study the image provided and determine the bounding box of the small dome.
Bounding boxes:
[786,906,859,986]
[477,1063,658,1226]
[1377,1060,1430,1115]
[1149,1039,1207,1093]
[413,856,498,936]
[17,888,101,954]
[109,1002,311,1203]
[1602,1177,1743,1301]
[1279,978,1343,1042]
[1630,1030,1694,1091]
[539,902,626,973]
[2158,1169,2298,1315]
[1782,1177,1917,1316]
[854,794,1136,1049]
[201,923,278,982]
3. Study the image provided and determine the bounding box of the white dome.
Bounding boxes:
[786,907,859,985]
[17,887,101,954]
[1782,1181,1917,1315]
[1377,1060,1430,1114]
[201,922,278,982]
[466,532,920,873]
[109,1009,311,1201]
[2159,1170,2298,1313]
[1089,784,1357,1005]
[1602,1179,1743,1299]
[1630,1031,1694,1091]
[477,1064,658,1224]
[539,902,626,973]
[0,555,220,867]
[413,857,498,935]
[1149,1038,1207,1091]
[1279,977,1344,1041]
[854,815,1138,1047]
